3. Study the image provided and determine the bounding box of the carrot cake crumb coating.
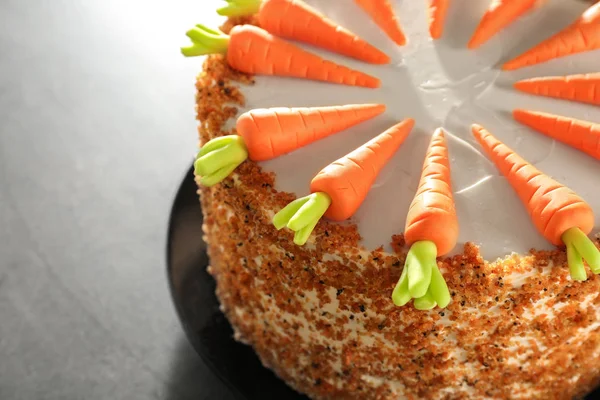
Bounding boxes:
[194,17,600,400]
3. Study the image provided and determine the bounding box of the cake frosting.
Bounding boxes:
[235,0,599,260]
[188,1,600,399]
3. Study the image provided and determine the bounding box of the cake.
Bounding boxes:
[186,1,600,398]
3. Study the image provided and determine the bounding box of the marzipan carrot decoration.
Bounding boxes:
[392,128,457,310]
[180,24,380,88]
[468,0,539,49]
[273,119,415,245]
[355,0,407,46]
[217,0,390,64]
[503,2,600,70]
[513,109,600,160]
[514,73,600,106]
[194,104,386,186]
[472,124,600,281]
[428,0,450,39]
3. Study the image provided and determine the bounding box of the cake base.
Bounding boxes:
[200,180,600,400]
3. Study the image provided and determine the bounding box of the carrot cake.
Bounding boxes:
[183,1,600,399]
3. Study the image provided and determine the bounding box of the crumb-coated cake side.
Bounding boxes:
[193,19,600,400]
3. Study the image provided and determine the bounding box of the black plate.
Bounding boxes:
[167,166,599,400]
[167,166,308,400]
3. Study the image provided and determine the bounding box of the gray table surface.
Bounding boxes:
[0,1,236,399]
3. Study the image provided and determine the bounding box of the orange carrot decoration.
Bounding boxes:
[355,0,407,46]
[392,128,457,310]
[514,73,600,106]
[180,24,380,88]
[194,104,386,186]
[428,0,450,39]
[217,0,390,64]
[273,119,415,245]
[468,0,539,49]
[503,2,600,70]
[513,109,600,160]
[472,124,600,281]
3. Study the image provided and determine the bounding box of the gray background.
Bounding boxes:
[0,0,235,399]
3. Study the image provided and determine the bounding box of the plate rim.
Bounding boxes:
[166,165,249,400]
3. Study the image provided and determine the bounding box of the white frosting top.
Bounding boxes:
[236,0,600,260]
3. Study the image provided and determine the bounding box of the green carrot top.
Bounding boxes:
[181,24,230,57]
[217,0,262,17]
